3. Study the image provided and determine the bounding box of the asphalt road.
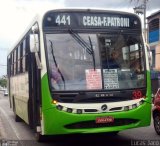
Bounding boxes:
[0,92,159,146]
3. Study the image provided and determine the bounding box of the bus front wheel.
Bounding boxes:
[35,132,46,142]
[15,114,22,122]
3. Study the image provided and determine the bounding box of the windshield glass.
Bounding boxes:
[46,32,145,91]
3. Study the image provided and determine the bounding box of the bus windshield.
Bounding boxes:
[46,32,145,91]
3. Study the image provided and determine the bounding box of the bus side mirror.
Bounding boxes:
[30,34,39,53]
[30,31,42,69]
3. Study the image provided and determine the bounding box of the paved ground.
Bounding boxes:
[0,91,159,146]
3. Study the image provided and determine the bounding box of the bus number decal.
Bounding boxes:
[55,15,71,25]
[132,90,142,99]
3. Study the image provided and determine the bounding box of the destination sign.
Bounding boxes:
[54,15,129,27]
[83,16,129,27]
[43,11,140,29]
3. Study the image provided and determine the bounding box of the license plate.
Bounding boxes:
[96,116,114,124]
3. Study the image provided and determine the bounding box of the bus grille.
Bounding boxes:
[65,118,139,129]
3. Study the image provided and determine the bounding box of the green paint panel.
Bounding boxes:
[41,71,151,135]
[41,74,53,110]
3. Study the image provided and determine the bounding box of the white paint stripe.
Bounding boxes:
[0,107,21,140]
[58,98,142,113]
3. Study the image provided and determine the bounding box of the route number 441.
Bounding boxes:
[55,15,71,25]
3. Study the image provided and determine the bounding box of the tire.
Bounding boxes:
[15,114,22,122]
[104,131,119,136]
[153,113,160,135]
[109,131,119,135]
[35,132,46,142]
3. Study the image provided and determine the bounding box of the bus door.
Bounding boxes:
[28,32,41,130]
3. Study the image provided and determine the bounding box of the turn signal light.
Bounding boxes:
[52,100,57,104]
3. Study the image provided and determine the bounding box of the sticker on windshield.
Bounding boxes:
[103,69,119,89]
[85,69,102,89]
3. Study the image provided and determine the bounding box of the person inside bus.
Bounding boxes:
[102,50,120,69]
[130,60,143,80]
[50,65,63,90]
[133,61,141,74]
[130,60,142,74]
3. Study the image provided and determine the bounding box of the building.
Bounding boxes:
[147,10,160,70]
[147,10,160,93]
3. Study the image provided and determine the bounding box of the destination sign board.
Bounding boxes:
[43,11,141,29]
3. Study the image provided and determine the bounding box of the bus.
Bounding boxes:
[7,9,152,141]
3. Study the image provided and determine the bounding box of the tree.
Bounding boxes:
[0,77,7,87]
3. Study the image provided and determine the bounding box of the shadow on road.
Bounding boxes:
[9,133,132,146]
[41,133,131,146]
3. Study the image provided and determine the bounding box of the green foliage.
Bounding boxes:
[0,78,7,87]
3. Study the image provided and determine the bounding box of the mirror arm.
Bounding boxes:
[35,51,42,69]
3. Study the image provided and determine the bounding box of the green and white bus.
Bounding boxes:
[7,9,152,140]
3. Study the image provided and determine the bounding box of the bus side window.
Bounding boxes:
[26,35,30,71]
[16,48,18,74]
[20,43,23,73]
[7,55,11,77]
[10,53,13,76]
[14,49,17,75]
[22,39,26,72]
[17,46,21,73]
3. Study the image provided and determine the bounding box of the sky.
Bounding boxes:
[0,0,160,77]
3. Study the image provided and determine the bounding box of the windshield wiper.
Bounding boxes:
[69,29,96,70]
[49,40,65,89]
[88,36,96,70]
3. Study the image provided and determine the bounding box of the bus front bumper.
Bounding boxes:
[41,101,151,135]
